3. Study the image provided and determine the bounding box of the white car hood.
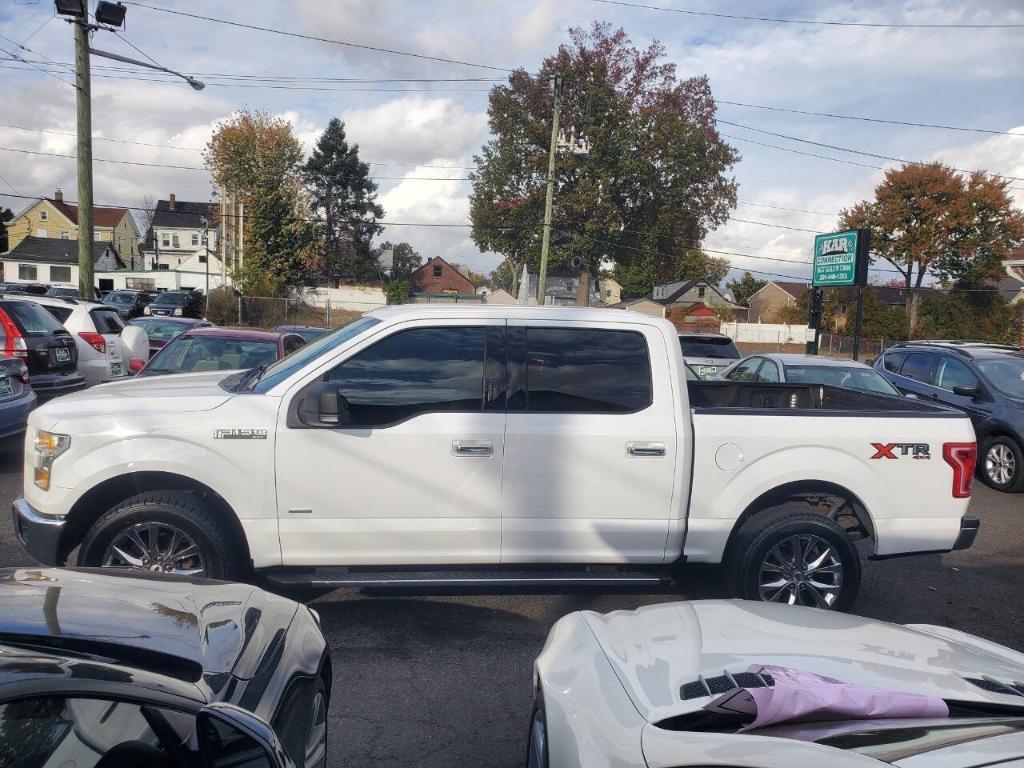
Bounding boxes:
[582,600,1024,725]
[32,371,236,424]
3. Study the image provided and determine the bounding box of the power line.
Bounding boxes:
[0,39,74,89]
[120,1,515,73]
[591,0,1024,29]
[718,100,1022,137]
[736,199,839,217]
[717,119,1024,182]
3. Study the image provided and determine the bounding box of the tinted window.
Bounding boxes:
[755,360,780,382]
[2,301,67,335]
[785,365,900,395]
[882,351,907,373]
[152,292,191,306]
[283,334,306,355]
[900,352,939,385]
[977,357,1024,399]
[90,309,125,335]
[326,326,486,426]
[105,291,137,304]
[726,358,761,382]
[147,335,278,374]
[520,327,651,413]
[680,336,741,360]
[935,356,978,391]
[129,318,190,342]
[42,305,73,324]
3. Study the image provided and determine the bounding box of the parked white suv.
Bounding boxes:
[9,295,132,385]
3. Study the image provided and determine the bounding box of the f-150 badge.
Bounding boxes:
[870,442,930,459]
[214,429,268,440]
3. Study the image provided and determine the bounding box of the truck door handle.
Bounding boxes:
[627,442,666,457]
[452,440,494,457]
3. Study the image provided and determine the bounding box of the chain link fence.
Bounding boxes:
[207,293,363,329]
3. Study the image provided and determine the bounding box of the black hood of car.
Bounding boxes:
[0,568,298,684]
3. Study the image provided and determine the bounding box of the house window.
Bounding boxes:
[50,265,72,283]
[432,265,443,278]
[172,235,180,248]
[697,286,706,299]
[39,210,47,221]
[161,232,170,248]
[18,264,37,281]
[192,233,199,246]
[94,231,102,241]
[60,231,70,240]
[199,255,207,263]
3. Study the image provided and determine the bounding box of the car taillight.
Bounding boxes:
[943,442,976,498]
[0,310,28,360]
[78,331,106,353]
[129,358,145,374]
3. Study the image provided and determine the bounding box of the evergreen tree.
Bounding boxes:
[727,272,766,306]
[304,119,383,282]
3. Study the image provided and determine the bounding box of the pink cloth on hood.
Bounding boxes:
[736,665,949,731]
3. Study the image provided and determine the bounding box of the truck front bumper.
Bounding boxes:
[12,497,65,565]
[951,515,980,551]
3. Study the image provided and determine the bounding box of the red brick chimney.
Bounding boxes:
[54,188,63,203]
[168,193,176,210]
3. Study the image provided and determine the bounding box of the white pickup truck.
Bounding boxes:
[13,306,979,609]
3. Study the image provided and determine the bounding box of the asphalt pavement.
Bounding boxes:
[0,439,1020,768]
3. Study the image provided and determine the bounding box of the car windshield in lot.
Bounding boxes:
[680,337,741,359]
[785,364,900,395]
[976,357,1024,400]
[151,293,191,306]
[129,318,193,342]
[146,335,278,374]
[105,291,137,304]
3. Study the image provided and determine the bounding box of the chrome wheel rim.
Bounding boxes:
[986,444,1015,486]
[304,689,328,767]
[758,534,843,609]
[101,523,206,576]
[527,709,547,768]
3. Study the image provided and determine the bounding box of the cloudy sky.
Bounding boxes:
[1,0,1022,282]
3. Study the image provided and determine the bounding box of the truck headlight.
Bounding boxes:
[34,430,70,491]
[173,308,183,316]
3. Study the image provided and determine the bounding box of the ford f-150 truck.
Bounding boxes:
[12,306,979,609]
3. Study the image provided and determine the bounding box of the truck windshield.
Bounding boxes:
[251,315,381,393]
[680,337,740,359]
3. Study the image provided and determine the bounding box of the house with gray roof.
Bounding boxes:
[3,236,124,287]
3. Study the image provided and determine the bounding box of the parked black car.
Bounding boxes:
[0,567,330,768]
[144,289,204,319]
[105,288,156,319]
[0,299,86,401]
[875,341,1024,492]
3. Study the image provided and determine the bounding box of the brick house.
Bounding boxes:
[410,256,476,294]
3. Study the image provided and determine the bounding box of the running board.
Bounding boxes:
[264,567,672,590]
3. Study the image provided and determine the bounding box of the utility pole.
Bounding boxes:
[536,75,564,305]
[74,19,94,300]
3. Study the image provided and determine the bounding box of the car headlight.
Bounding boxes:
[172,308,183,316]
[34,430,70,491]
[143,306,151,315]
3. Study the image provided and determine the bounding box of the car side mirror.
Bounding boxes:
[197,703,289,768]
[952,385,979,399]
[298,381,351,427]
[904,392,919,400]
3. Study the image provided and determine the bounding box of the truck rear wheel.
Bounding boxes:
[728,508,860,611]
[78,491,242,581]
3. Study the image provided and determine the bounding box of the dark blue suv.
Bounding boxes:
[874,342,1024,492]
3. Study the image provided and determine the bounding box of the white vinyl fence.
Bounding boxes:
[720,321,811,345]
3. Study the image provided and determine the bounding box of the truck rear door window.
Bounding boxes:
[517,327,652,413]
[326,326,487,426]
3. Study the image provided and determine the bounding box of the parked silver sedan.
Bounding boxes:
[716,353,902,395]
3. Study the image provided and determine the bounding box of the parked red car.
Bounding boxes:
[136,327,307,377]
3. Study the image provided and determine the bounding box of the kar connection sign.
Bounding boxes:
[812,229,868,287]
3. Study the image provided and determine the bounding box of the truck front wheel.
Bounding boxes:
[728,508,860,611]
[78,491,242,581]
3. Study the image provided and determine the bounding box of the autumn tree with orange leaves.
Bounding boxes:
[840,162,1024,331]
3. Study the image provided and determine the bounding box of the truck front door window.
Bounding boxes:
[325,326,486,427]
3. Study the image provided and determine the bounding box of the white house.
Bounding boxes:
[3,237,124,287]
[142,195,218,270]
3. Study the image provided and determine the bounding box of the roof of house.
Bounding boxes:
[151,199,214,229]
[46,197,130,229]
[996,276,1024,302]
[769,281,811,300]
[656,279,740,308]
[5,236,125,267]
[412,256,477,293]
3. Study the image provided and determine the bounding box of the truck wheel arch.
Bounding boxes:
[59,471,251,571]
[724,480,876,558]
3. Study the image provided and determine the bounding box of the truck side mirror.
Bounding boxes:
[298,381,351,427]
[197,703,288,768]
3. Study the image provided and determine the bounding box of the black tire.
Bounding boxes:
[78,490,243,581]
[526,692,548,768]
[979,436,1024,493]
[727,507,860,612]
[303,673,329,768]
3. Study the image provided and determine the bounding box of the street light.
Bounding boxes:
[54,0,87,17]
[89,48,205,89]
[94,1,126,27]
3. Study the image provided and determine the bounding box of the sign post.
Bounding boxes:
[811,228,871,359]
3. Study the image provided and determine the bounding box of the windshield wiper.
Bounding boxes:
[238,362,269,392]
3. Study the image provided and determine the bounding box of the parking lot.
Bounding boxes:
[0,441,1019,768]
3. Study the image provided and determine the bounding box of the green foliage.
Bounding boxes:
[858,288,909,341]
[488,260,518,293]
[728,272,766,306]
[673,250,729,285]
[304,118,383,282]
[374,241,422,281]
[916,291,1018,343]
[238,184,309,293]
[470,23,738,286]
[0,207,12,253]
[384,279,411,305]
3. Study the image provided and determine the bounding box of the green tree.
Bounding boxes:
[0,207,12,253]
[204,111,307,292]
[840,163,1024,331]
[488,260,519,293]
[858,288,910,341]
[304,118,384,282]
[375,241,422,280]
[727,272,766,306]
[916,290,1018,343]
[470,23,738,299]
